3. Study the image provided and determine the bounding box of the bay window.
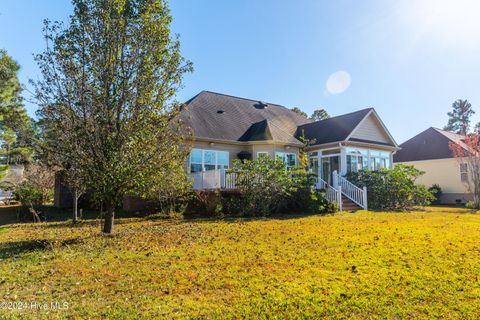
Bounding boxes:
[189,149,229,173]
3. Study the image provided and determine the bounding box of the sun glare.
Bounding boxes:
[401,0,480,47]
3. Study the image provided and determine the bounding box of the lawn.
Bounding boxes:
[0,207,480,319]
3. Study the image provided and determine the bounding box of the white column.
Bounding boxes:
[340,147,347,176]
[363,186,368,210]
[332,170,338,188]
[220,168,226,189]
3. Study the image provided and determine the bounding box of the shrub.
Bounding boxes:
[428,184,443,205]
[13,181,45,222]
[345,164,434,210]
[227,157,336,216]
[465,200,477,210]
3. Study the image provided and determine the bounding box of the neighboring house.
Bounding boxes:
[393,127,473,204]
[0,165,24,202]
[181,91,399,209]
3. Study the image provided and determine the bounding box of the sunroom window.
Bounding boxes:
[369,150,391,171]
[189,149,229,173]
[346,148,391,173]
[346,148,368,173]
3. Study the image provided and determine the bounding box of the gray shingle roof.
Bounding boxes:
[295,108,373,146]
[181,91,311,144]
[393,127,469,162]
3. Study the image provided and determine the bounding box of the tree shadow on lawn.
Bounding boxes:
[0,205,149,227]
[175,211,336,225]
[0,238,82,259]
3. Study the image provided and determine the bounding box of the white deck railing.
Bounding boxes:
[189,169,236,190]
[315,177,342,211]
[333,171,367,210]
[189,169,358,212]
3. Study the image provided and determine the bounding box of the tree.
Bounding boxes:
[449,133,480,208]
[0,50,34,166]
[291,107,307,118]
[33,0,193,234]
[310,108,330,121]
[444,99,474,135]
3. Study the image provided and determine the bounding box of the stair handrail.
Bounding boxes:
[315,177,342,211]
[333,171,367,210]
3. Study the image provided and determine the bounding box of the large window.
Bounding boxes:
[346,147,391,173]
[275,152,297,170]
[346,148,368,173]
[369,150,391,171]
[189,149,229,173]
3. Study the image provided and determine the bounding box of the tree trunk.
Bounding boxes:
[72,190,79,223]
[103,204,115,234]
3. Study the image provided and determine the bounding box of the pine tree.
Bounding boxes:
[444,99,474,135]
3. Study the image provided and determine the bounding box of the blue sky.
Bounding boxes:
[1,0,480,143]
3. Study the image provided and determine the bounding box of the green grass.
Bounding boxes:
[0,207,480,319]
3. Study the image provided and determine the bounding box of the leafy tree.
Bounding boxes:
[310,108,330,121]
[444,99,474,135]
[33,0,193,234]
[291,107,308,118]
[449,134,480,208]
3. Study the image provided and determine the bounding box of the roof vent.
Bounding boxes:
[217,110,225,114]
[254,101,268,109]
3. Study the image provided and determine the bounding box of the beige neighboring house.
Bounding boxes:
[180,91,399,210]
[393,127,473,204]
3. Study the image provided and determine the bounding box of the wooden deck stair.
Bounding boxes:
[342,196,362,212]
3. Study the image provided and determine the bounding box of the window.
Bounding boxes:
[257,152,270,159]
[309,157,319,174]
[346,148,368,173]
[460,163,468,182]
[189,149,229,173]
[346,148,391,173]
[322,149,340,155]
[275,152,297,170]
[369,150,390,171]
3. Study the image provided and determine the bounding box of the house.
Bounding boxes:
[393,127,473,204]
[54,90,399,211]
[181,91,399,209]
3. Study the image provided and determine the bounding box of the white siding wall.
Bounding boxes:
[351,115,390,143]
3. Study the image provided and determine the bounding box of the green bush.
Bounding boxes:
[345,164,434,210]
[13,182,44,207]
[227,157,336,216]
[428,184,443,205]
[465,200,477,209]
